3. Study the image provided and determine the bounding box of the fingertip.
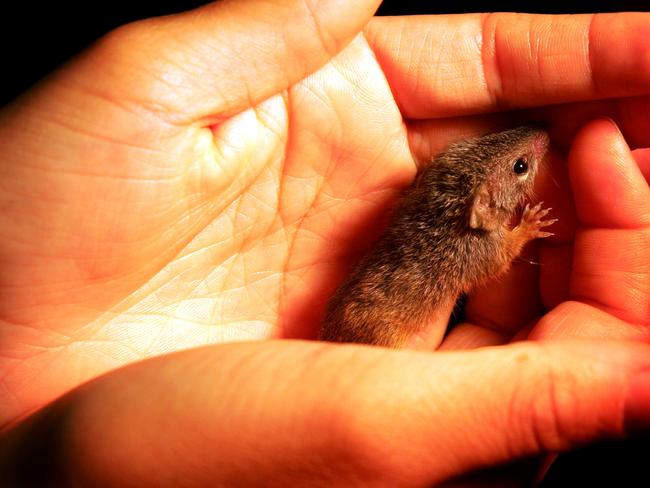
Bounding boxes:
[529,301,647,341]
[569,118,650,228]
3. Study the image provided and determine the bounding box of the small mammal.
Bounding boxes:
[320,125,555,348]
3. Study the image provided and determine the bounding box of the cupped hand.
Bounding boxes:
[1,0,409,419]
[1,1,649,486]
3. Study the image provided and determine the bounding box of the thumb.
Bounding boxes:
[61,0,382,122]
[569,117,650,228]
[355,339,650,484]
[3,340,650,486]
[568,118,650,325]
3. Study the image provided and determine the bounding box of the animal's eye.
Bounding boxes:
[513,158,528,175]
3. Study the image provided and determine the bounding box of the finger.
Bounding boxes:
[365,13,650,119]
[529,301,649,341]
[569,118,650,228]
[571,226,650,324]
[538,95,650,149]
[438,458,541,488]
[63,0,382,122]
[438,322,511,350]
[567,119,650,324]
[406,115,516,166]
[4,340,650,487]
[404,96,650,165]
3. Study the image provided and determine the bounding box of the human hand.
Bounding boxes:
[1,1,649,486]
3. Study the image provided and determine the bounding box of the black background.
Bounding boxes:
[3,0,650,485]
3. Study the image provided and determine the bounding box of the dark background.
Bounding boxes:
[3,0,650,485]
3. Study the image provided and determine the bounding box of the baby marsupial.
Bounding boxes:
[320,125,556,348]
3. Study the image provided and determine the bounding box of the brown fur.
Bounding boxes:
[320,125,555,347]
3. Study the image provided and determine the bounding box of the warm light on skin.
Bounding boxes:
[0,1,649,486]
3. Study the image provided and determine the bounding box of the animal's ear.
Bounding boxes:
[469,184,500,231]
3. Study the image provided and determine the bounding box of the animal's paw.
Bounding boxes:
[517,202,557,239]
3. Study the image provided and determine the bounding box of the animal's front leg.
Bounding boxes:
[506,202,557,257]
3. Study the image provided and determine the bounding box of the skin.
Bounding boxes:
[0,1,649,486]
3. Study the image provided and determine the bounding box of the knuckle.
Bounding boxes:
[529,365,580,451]
[507,346,582,454]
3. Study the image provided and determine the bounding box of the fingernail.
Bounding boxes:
[624,369,650,434]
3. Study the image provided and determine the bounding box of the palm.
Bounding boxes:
[0,36,416,415]
[108,37,414,342]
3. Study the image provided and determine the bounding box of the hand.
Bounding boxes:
[0,1,649,486]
